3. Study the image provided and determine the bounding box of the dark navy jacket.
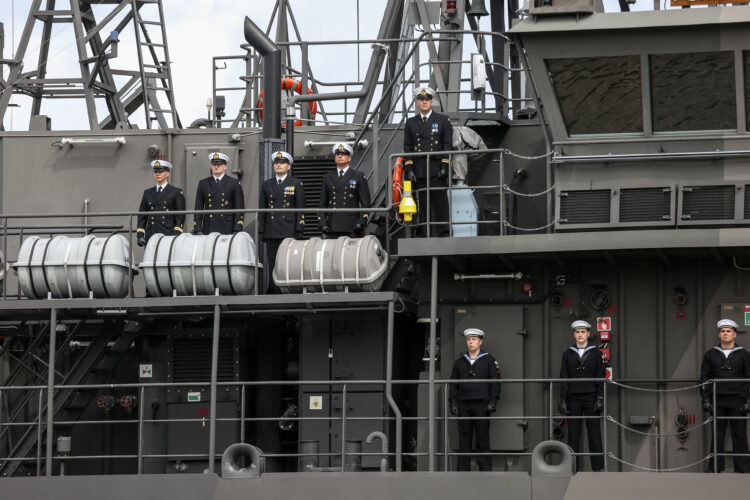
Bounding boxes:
[560,345,605,400]
[700,345,750,398]
[193,175,245,234]
[137,183,186,241]
[258,176,306,239]
[449,350,501,403]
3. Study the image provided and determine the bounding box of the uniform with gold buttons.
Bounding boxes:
[403,86,452,237]
[319,143,371,238]
[259,151,306,292]
[136,160,186,245]
[193,152,245,234]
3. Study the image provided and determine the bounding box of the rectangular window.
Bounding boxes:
[547,56,643,135]
[651,52,735,132]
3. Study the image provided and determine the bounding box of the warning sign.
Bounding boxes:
[605,367,614,380]
[745,305,750,326]
[309,395,323,410]
[139,364,153,378]
[187,392,201,402]
[597,317,611,331]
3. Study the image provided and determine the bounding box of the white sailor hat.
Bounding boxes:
[273,151,293,164]
[414,86,435,99]
[571,320,591,330]
[717,319,739,331]
[150,159,172,171]
[463,328,484,338]
[332,143,353,156]
[209,152,230,164]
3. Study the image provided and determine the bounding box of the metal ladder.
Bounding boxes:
[130,0,181,128]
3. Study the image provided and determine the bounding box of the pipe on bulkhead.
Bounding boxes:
[244,16,281,139]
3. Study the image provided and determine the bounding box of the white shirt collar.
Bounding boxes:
[337,166,349,176]
[213,174,225,182]
[156,181,168,190]
[420,111,432,120]
[276,174,287,183]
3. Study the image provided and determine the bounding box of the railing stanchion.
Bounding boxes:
[36,389,43,476]
[137,385,145,474]
[713,382,718,473]
[603,381,608,471]
[208,303,221,473]
[240,385,246,443]
[341,384,347,471]
[45,308,57,476]
[444,381,449,471]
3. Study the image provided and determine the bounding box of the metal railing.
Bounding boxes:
[0,205,391,302]
[387,146,554,238]
[1,375,746,476]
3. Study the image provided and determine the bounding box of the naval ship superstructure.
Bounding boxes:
[0,1,749,499]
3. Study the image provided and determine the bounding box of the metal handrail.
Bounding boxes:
[1,377,744,475]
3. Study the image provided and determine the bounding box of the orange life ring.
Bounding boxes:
[393,157,405,218]
[257,78,318,127]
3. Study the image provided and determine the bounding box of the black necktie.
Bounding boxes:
[422,115,427,123]
[215,178,219,184]
[157,186,162,193]
[277,178,282,185]
[339,171,343,177]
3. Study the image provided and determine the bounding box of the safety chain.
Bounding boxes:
[606,378,712,393]
[501,149,555,161]
[607,452,712,472]
[606,415,713,437]
[502,184,556,198]
[502,220,556,232]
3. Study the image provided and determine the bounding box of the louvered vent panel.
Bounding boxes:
[681,185,734,221]
[620,187,671,222]
[559,190,611,225]
[170,338,236,382]
[293,160,336,238]
[744,186,750,219]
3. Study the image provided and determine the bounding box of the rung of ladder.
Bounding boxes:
[139,20,162,26]
[140,42,165,48]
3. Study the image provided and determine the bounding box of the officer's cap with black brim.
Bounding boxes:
[151,159,173,171]
[272,151,294,165]
[414,86,435,100]
[332,143,353,156]
[209,152,230,165]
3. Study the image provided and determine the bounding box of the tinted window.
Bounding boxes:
[547,56,642,135]
[651,52,735,132]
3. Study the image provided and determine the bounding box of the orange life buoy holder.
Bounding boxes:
[392,157,405,218]
[257,78,318,127]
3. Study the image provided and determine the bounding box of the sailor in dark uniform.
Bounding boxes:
[558,320,605,472]
[259,151,306,292]
[192,152,245,234]
[449,328,501,471]
[319,143,371,239]
[403,86,452,237]
[700,319,750,473]
[136,159,186,247]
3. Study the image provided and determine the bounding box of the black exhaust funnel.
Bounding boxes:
[244,16,281,139]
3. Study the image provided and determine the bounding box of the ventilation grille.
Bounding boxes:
[293,160,335,238]
[169,337,236,382]
[681,185,735,221]
[559,190,611,225]
[620,187,671,222]
[744,186,750,219]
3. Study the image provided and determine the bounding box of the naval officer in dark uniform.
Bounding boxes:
[192,152,245,234]
[700,319,750,473]
[319,143,371,239]
[259,151,306,291]
[403,86,452,237]
[449,328,501,471]
[136,159,186,247]
[559,320,605,472]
